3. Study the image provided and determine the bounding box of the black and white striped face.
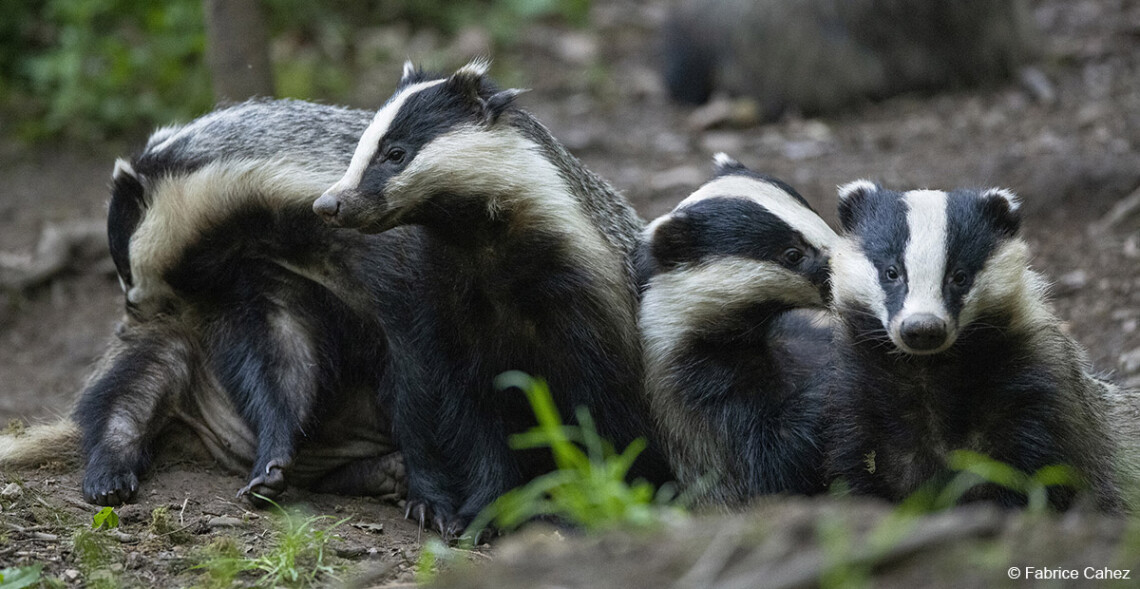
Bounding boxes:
[643,154,837,307]
[314,60,526,233]
[831,181,1024,355]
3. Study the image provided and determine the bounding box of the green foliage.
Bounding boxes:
[72,528,118,589]
[0,565,43,589]
[819,451,1086,588]
[463,372,683,544]
[4,0,211,141]
[194,496,346,588]
[91,507,119,531]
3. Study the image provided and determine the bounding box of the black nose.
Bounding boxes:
[899,313,949,351]
[313,192,341,220]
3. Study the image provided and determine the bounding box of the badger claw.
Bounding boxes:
[237,460,288,505]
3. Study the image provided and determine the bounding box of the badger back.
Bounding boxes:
[111,99,374,311]
[831,181,1044,355]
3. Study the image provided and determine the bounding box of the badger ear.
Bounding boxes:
[836,180,878,232]
[646,212,696,270]
[401,60,417,83]
[447,58,491,105]
[483,88,528,124]
[980,187,1021,237]
[712,152,747,176]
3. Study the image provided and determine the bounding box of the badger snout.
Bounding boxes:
[898,313,949,353]
[313,191,342,223]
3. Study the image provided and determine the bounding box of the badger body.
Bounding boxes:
[663,0,1038,112]
[315,61,672,536]
[639,156,836,505]
[74,99,413,505]
[826,182,1124,511]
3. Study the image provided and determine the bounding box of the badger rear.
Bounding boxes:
[76,99,411,505]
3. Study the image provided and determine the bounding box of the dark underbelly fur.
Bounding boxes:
[825,320,1122,512]
[388,220,672,536]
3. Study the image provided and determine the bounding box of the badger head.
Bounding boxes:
[642,153,836,309]
[831,181,1025,355]
[314,59,528,233]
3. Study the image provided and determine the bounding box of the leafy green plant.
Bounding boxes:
[72,528,118,589]
[463,371,683,544]
[0,565,43,589]
[194,496,346,588]
[91,507,119,531]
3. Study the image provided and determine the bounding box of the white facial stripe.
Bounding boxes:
[831,238,888,324]
[901,190,949,318]
[676,175,836,250]
[330,78,446,192]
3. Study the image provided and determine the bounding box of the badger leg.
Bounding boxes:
[75,324,192,506]
[211,307,320,506]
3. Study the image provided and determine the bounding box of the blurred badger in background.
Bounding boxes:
[662,0,1039,115]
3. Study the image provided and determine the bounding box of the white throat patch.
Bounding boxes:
[329,78,447,193]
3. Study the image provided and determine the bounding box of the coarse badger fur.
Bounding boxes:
[3,99,414,506]
[314,60,673,536]
[639,154,836,506]
[662,0,1039,113]
[825,181,1126,511]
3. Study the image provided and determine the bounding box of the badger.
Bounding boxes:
[638,154,836,506]
[1,99,411,506]
[825,181,1126,511]
[662,0,1038,113]
[314,60,673,537]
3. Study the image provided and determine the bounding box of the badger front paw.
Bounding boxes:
[405,498,469,541]
[82,464,140,506]
[237,459,288,506]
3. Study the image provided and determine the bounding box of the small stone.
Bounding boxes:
[207,516,243,529]
[352,522,385,534]
[1123,319,1137,334]
[64,569,80,581]
[0,482,21,500]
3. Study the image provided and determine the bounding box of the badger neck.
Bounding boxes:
[400,114,641,345]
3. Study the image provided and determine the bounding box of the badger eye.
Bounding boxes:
[782,247,804,265]
[885,266,900,281]
[386,147,406,163]
[949,269,970,287]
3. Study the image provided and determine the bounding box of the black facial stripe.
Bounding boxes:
[652,197,808,268]
[850,188,910,319]
[354,81,489,197]
[943,189,1006,317]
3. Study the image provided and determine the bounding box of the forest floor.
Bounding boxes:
[2,0,1140,586]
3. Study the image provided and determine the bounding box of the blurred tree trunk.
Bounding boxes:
[203,0,275,102]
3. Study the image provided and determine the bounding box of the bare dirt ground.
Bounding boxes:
[2,0,1140,586]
